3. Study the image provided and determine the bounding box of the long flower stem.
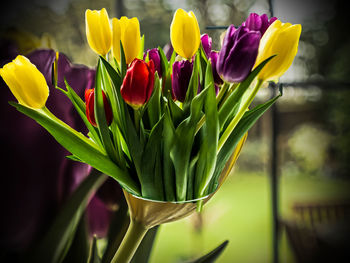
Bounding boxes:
[111,219,148,263]
[217,79,264,152]
[133,109,140,133]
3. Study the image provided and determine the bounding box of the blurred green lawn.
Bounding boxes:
[149,170,350,263]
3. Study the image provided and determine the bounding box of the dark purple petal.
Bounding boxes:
[217,25,237,77]
[27,49,56,87]
[163,43,174,60]
[210,51,223,85]
[27,50,95,132]
[145,48,162,78]
[172,60,193,102]
[87,196,113,238]
[222,31,261,83]
[244,13,262,32]
[201,34,212,58]
[243,13,278,36]
[215,84,220,95]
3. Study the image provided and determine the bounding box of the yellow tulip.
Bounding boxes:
[255,20,302,82]
[112,17,141,64]
[85,8,112,56]
[170,8,201,60]
[0,55,49,109]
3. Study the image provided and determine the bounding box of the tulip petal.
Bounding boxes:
[217,25,236,77]
[170,9,200,59]
[112,18,122,62]
[85,9,112,56]
[222,31,261,83]
[256,20,301,81]
[123,17,141,64]
[0,55,48,108]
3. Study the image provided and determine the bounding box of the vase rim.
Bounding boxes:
[124,190,212,204]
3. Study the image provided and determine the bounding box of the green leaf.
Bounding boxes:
[62,216,89,263]
[158,46,169,76]
[65,155,82,162]
[162,106,176,201]
[95,60,118,165]
[162,49,176,97]
[138,34,145,59]
[63,80,103,150]
[218,55,275,130]
[30,170,107,263]
[198,45,209,86]
[140,116,165,200]
[195,62,219,198]
[10,102,140,195]
[99,56,126,138]
[146,73,162,128]
[187,240,229,263]
[124,107,144,183]
[184,52,200,109]
[130,226,159,263]
[87,236,101,263]
[120,41,127,78]
[170,89,207,201]
[210,94,281,193]
[168,95,184,127]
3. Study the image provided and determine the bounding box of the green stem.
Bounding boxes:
[111,219,148,263]
[216,82,230,105]
[217,79,264,153]
[133,109,140,133]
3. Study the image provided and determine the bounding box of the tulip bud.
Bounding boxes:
[243,13,277,36]
[201,34,212,58]
[217,25,261,83]
[121,59,155,109]
[144,48,162,78]
[171,60,193,102]
[0,55,49,108]
[85,89,113,127]
[170,8,201,60]
[209,51,223,86]
[85,8,112,56]
[112,17,141,65]
[163,43,174,60]
[254,20,302,82]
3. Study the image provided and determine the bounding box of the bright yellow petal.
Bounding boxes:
[0,55,48,108]
[170,9,187,58]
[99,8,112,54]
[185,11,200,58]
[85,9,112,56]
[256,20,302,82]
[123,17,141,64]
[112,18,122,62]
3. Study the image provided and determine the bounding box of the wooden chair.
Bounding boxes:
[281,200,350,263]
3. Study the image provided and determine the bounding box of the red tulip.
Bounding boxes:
[121,58,155,109]
[85,88,113,127]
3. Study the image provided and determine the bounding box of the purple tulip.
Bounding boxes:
[217,25,261,83]
[201,34,212,58]
[171,60,193,102]
[144,48,162,78]
[242,13,277,36]
[210,51,223,86]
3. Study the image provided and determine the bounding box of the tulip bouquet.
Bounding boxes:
[0,7,301,263]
